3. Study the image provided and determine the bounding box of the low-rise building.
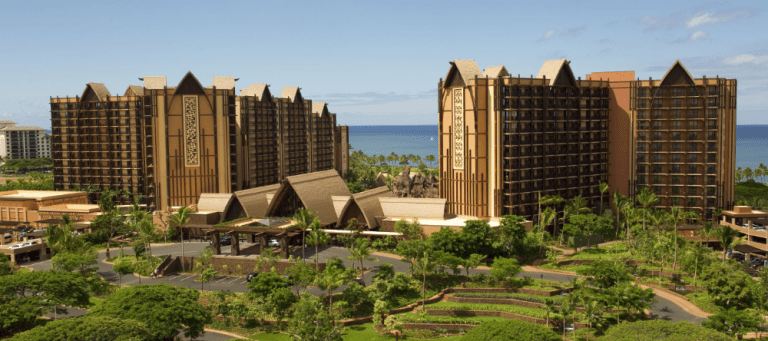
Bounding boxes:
[0,124,51,159]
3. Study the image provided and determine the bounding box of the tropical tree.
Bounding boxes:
[560,296,574,340]
[412,251,434,312]
[168,206,193,271]
[744,167,753,181]
[598,182,609,215]
[582,297,603,340]
[613,192,630,239]
[715,225,741,263]
[346,238,377,285]
[314,265,346,314]
[305,227,331,268]
[293,208,320,263]
[543,298,557,328]
[425,155,436,168]
[636,187,659,231]
[668,207,684,271]
[736,167,743,182]
[755,167,765,183]
[112,259,133,287]
[539,194,564,237]
[135,215,157,266]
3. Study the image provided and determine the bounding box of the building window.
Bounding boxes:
[709,86,718,95]
[708,132,717,140]
[653,121,663,130]
[688,132,698,140]
[654,186,662,194]
[671,154,682,162]
[653,142,663,151]
[707,187,716,195]
[653,175,662,184]
[637,143,647,151]
[672,121,682,129]
[689,98,699,106]
[653,110,663,119]
[708,109,718,118]
[638,88,648,97]
[638,100,647,108]
[672,142,682,151]
[673,88,682,96]
[672,132,682,140]
[672,175,681,183]
[689,187,698,195]
[672,110,682,119]
[671,197,680,205]
[688,142,698,151]
[654,99,663,108]
[653,164,663,172]
[672,187,680,195]
[688,165,698,173]
[672,99,682,107]
[688,176,698,184]
[708,153,717,162]
[688,154,698,162]
[653,132,663,140]
[688,198,698,206]
[688,121,699,129]
[638,110,648,119]
[708,98,717,106]
[688,110,698,118]
[637,153,647,162]
[638,132,647,141]
[637,175,646,184]
[653,153,663,162]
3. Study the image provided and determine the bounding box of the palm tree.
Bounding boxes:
[315,265,345,314]
[715,225,741,263]
[169,206,193,271]
[537,207,556,252]
[668,207,684,271]
[412,251,434,312]
[744,167,753,181]
[613,192,630,239]
[636,187,659,231]
[293,208,319,263]
[648,209,667,241]
[425,155,436,168]
[561,296,574,340]
[566,195,591,215]
[539,194,564,236]
[755,168,765,184]
[598,182,609,215]
[560,204,577,246]
[305,227,330,268]
[347,238,377,286]
[582,297,602,340]
[543,298,557,328]
[136,215,158,265]
[736,167,743,182]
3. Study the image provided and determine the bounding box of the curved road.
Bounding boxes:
[25,241,705,339]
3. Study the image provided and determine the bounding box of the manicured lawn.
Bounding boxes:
[426,301,564,320]
[685,292,719,314]
[241,322,464,341]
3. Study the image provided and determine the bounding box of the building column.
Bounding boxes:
[280,235,288,259]
[229,231,240,256]
[212,232,221,255]
[251,233,257,243]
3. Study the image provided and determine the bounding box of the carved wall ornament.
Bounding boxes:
[182,96,200,167]
[452,88,464,169]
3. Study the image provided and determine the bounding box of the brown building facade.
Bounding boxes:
[51,72,349,210]
[439,60,610,221]
[439,59,736,221]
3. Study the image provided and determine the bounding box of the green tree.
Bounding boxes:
[0,270,90,334]
[294,208,320,263]
[602,320,732,341]
[714,225,741,263]
[560,295,574,340]
[576,260,634,289]
[394,219,423,240]
[492,215,527,257]
[347,238,377,285]
[681,242,708,287]
[339,282,374,317]
[87,283,211,340]
[373,263,395,282]
[700,261,756,310]
[490,257,522,283]
[463,253,486,277]
[582,296,603,340]
[394,239,431,274]
[305,227,331,267]
[460,220,494,258]
[703,308,763,338]
[314,265,346,314]
[247,271,291,299]
[429,226,464,256]
[200,267,218,292]
[112,259,133,287]
[289,294,343,341]
[613,191,631,239]
[744,167,753,181]
[412,251,435,311]
[266,287,297,324]
[461,319,561,341]
[51,251,97,279]
[168,206,194,271]
[667,207,685,271]
[636,187,660,231]
[736,167,743,182]
[425,154,436,168]
[285,262,318,296]
[598,182,610,215]
[542,298,557,328]
[7,315,153,341]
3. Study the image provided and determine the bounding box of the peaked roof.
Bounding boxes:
[240,84,271,100]
[82,83,110,101]
[266,170,351,226]
[660,60,696,86]
[311,102,328,117]
[174,72,206,95]
[212,76,235,89]
[281,87,301,102]
[229,184,281,218]
[446,60,484,87]
[536,59,577,86]
[197,193,234,213]
[339,187,393,229]
[124,85,144,96]
[483,65,510,78]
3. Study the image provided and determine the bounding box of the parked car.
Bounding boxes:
[731,253,745,262]
[220,235,232,246]
[246,273,258,282]
[750,258,765,269]
[267,239,281,247]
[9,244,23,249]
[21,242,32,247]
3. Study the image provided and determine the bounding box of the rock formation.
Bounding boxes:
[391,166,439,198]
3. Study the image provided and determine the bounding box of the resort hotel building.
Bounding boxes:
[50,72,349,210]
[439,59,736,223]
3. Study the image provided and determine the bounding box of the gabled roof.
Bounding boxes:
[281,87,301,102]
[312,102,328,117]
[229,184,281,218]
[483,65,510,78]
[660,60,696,86]
[339,187,393,229]
[536,59,577,86]
[266,170,351,226]
[124,85,144,96]
[379,197,446,219]
[197,193,234,213]
[212,76,235,89]
[82,83,110,101]
[174,71,206,95]
[445,60,483,87]
[240,84,271,101]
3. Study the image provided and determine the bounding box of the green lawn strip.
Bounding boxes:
[426,301,567,321]
[684,292,720,314]
[243,322,464,341]
[397,312,509,325]
[452,292,565,304]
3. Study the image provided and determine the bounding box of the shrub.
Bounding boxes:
[461,319,561,341]
[599,319,731,341]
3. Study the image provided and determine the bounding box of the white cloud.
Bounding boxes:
[540,30,556,41]
[689,31,707,40]
[723,54,768,65]
[561,25,587,37]
[686,11,750,28]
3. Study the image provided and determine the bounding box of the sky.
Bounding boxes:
[0,0,766,127]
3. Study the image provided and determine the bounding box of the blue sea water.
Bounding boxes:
[349,125,768,169]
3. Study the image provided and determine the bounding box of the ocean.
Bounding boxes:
[349,125,768,170]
